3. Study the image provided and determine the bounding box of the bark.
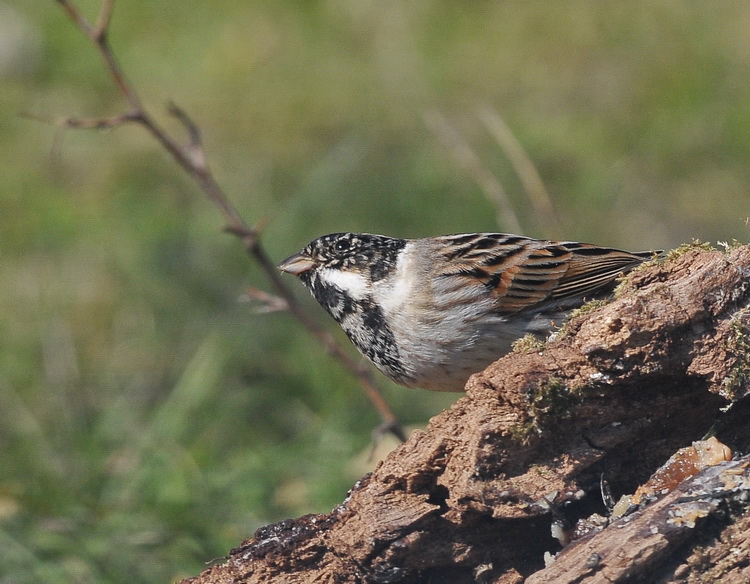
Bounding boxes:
[182,245,750,584]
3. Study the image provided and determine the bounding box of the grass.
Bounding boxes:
[3,2,750,582]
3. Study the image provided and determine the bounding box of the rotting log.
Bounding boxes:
[183,245,750,584]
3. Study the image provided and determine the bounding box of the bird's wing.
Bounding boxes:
[434,234,656,315]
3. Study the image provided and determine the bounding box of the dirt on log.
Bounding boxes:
[183,244,750,584]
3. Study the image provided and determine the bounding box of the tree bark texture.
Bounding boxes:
[183,245,750,583]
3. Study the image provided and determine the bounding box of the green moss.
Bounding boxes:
[613,254,664,297]
[567,298,609,321]
[664,240,716,262]
[509,376,586,443]
[529,377,581,416]
[511,334,547,353]
[555,298,609,339]
[508,421,540,444]
[721,309,750,401]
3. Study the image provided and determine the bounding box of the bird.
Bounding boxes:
[278,232,658,392]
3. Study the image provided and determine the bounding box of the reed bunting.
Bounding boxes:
[278,232,657,392]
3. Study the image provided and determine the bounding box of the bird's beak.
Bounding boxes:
[278,252,317,275]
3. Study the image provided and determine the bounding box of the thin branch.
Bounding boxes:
[47,0,406,442]
[21,110,141,130]
[54,0,94,35]
[423,109,523,234]
[241,287,289,314]
[477,105,563,238]
[93,0,114,40]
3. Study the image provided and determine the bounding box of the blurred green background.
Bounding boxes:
[3,1,750,582]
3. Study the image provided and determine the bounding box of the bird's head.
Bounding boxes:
[278,233,406,291]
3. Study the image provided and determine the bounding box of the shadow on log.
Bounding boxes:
[183,244,750,583]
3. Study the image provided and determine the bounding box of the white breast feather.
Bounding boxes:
[373,248,415,315]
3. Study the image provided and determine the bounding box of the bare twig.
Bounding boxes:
[21,110,141,130]
[47,0,406,442]
[241,287,289,314]
[477,105,563,237]
[92,0,114,38]
[423,109,523,233]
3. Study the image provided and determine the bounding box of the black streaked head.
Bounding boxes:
[278,233,407,283]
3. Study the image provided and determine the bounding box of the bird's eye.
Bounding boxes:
[333,238,353,254]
